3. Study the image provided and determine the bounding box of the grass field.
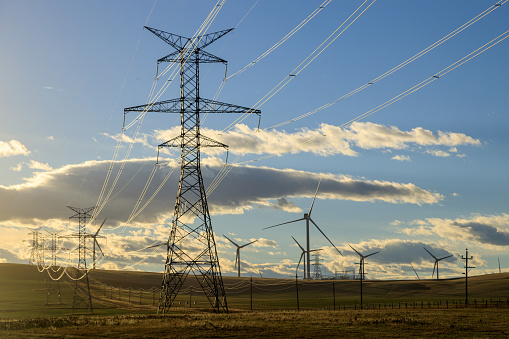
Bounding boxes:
[2,263,509,337]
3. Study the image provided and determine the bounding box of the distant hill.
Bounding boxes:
[2,263,509,318]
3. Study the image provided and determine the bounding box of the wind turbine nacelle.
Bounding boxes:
[304,213,309,218]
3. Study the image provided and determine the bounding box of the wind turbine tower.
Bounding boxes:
[223,235,258,278]
[264,179,342,279]
[124,26,261,313]
[423,247,453,280]
[292,236,321,279]
[86,218,107,269]
[349,245,379,309]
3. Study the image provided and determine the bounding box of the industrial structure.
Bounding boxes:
[124,26,261,313]
[264,180,342,280]
[223,235,258,278]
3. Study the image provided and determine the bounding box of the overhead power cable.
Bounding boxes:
[234,28,509,167]
[265,0,508,130]
[89,0,227,227]
[222,0,377,134]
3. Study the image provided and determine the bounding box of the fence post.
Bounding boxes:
[295,275,300,311]
[332,282,336,311]
[250,276,253,311]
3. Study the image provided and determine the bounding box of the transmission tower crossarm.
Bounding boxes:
[197,28,234,49]
[144,26,190,50]
[124,98,260,115]
[158,50,227,64]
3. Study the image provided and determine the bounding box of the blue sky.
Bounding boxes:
[1,0,508,280]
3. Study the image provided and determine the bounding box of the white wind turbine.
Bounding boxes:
[223,235,258,277]
[264,179,342,280]
[292,236,322,279]
[423,247,453,280]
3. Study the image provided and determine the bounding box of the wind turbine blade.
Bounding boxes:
[310,219,343,256]
[410,262,420,280]
[308,249,323,253]
[95,218,107,236]
[309,178,322,216]
[438,254,453,261]
[234,252,238,269]
[291,236,305,252]
[263,218,305,230]
[222,234,239,248]
[296,252,305,273]
[239,239,258,249]
[95,240,104,256]
[364,251,380,258]
[423,247,437,260]
[349,245,362,257]
[432,262,436,278]
[144,242,166,250]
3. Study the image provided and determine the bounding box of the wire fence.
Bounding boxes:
[79,275,509,312]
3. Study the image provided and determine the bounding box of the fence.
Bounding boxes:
[86,276,509,312]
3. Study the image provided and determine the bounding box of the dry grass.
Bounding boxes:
[1,308,509,338]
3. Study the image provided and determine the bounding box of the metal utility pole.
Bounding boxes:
[67,206,95,313]
[350,245,379,309]
[124,26,261,313]
[313,253,322,280]
[461,248,475,307]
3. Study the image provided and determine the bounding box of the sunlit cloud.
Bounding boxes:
[0,157,442,227]
[402,213,509,247]
[0,140,30,158]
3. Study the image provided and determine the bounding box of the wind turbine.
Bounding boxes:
[292,236,322,279]
[349,245,379,309]
[423,247,453,280]
[410,262,420,280]
[264,179,343,279]
[223,235,258,277]
[89,218,107,269]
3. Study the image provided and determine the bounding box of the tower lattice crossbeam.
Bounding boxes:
[125,26,260,313]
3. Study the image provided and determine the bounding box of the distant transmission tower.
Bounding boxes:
[44,231,62,305]
[27,229,41,265]
[67,206,95,313]
[124,26,260,313]
[313,253,322,280]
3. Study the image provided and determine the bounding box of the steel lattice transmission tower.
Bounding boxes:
[313,253,322,280]
[125,26,260,313]
[67,206,95,313]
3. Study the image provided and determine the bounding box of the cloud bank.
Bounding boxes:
[0,157,442,227]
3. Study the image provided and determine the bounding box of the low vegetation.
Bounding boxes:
[2,263,509,337]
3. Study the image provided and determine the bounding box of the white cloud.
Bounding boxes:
[11,163,23,172]
[43,86,54,90]
[402,213,509,247]
[426,149,450,157]
[0,140,30,158]
[152,122,480,158]
[47,136,54,141]
[27,160,53,171]
[392,155,411,161]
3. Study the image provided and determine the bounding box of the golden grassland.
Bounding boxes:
[2,263,509,337]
